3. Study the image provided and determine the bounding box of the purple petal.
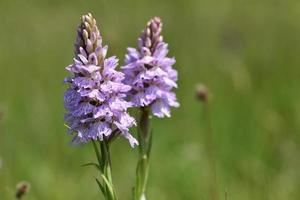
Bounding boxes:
[93,105,113,120]
[72,102,95,117]
[153,42,169,58]
[151,99,171,118]
[78,54,88,64]
[88,53,98,65]
[122,131,139,148]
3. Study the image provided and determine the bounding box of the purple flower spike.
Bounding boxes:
[64,13,138,147]
[122,17,179,118]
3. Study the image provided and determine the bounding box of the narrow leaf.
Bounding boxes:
[95,178,106,195]
[92,140,102,171]
[81,162,101,170]
[101,174,115,198]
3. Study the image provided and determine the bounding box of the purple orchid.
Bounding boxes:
[122,17,179,118]
[64,13,137,147]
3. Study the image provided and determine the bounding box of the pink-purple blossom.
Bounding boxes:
[122,17,179,118]
[64,13,137,147]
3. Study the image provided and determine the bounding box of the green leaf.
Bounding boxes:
[101,175,114,193]
[81,162,101,171]
[95,178,106,195]
[92,140,102,171]
[101,174,117,200]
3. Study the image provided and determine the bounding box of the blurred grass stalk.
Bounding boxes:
[134,107,152,200]
[196,84,220,200]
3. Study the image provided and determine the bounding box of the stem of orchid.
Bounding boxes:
[93,139,118,200]
[135,107,152,200]
[102,140,118,200]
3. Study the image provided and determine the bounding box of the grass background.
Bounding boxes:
[0,0,300,199]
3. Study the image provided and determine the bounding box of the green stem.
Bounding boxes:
[102,140,118,200]
[135,107,152,200]
[203,102,219,200]
[92,139,118,200]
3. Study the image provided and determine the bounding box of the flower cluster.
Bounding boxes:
[122,17,179,118]
[64,13,137,147]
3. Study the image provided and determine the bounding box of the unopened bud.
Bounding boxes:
[84,22,90,31]
[80,15,85,23]
[196,84,210,102]
[153,16,161,23]
[86,39,93,53]
[146,27,151,37]
[82,29,89,40]
[150,22,158,32]
[158,36,163,43]
[141,47,151,56]
[85,15,93,25]
[145,38,152,48]
[16,181,30,199]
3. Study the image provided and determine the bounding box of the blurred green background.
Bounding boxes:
[0,0,300,199]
